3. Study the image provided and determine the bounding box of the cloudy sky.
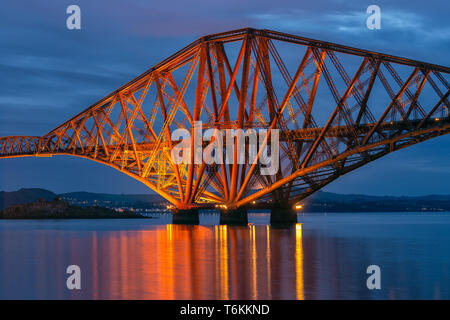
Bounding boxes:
[0,0,449,195]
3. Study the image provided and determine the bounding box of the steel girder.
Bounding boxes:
[0,28,449,209]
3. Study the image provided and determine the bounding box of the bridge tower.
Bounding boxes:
[1,28,449,225]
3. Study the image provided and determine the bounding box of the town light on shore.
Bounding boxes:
[295,204,303,210]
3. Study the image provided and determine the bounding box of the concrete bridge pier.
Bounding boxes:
[171,208,199,224]
[270,203,298,226]
[219,207,248,225]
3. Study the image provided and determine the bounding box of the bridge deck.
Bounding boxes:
[1,118,449,156]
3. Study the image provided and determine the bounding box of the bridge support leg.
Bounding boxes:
[219,207,248,225]
[270,203,298,226]
[172,208,199,225]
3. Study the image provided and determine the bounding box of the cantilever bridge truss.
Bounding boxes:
[1,28,449,210]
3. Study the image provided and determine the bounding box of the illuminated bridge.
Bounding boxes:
[1,28,449,224]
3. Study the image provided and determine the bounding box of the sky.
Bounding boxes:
[0,0,449,195]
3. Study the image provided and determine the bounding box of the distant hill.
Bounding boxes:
[0,188,57,210]
[0,198,148,219]
[60,191,165,209]
[60,191,162,202]
[304,191,450,212]
[1,188,450,212]
[309,191,450,202]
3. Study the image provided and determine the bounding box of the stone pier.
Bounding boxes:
[270,203,298,226]
[171,208,199,224]
[219,207,248,225]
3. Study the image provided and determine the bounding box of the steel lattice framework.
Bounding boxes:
[1,28,449,209]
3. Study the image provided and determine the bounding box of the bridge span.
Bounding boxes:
[1,28,449,224]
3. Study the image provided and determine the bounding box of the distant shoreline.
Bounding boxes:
[0,198,151,220]
[0,215,152,220]
[3,188,450,215]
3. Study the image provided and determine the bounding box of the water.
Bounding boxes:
[0,212,449,299]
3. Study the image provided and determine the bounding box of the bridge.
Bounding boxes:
[1,28,449,224]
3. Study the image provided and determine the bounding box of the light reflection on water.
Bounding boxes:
[0,212,449,299]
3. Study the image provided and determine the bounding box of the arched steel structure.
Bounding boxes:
[1,28,449,210]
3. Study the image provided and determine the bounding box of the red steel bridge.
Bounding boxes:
[1,28,449,223]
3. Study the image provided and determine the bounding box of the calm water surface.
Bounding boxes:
[0,212,449,299]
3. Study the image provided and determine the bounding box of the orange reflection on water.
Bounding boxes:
[250,224,257,299]
[218,225,229,299]
[266,225,272,299]
[56,223,305,299]
[3,216,449,299]
[295,223,304,300]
